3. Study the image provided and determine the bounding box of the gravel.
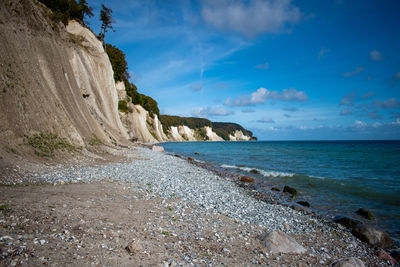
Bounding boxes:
[33,146,321,234]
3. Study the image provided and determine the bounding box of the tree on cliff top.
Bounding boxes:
[78,0,93,25]
[98,4,114,41]
[38,0,93,25]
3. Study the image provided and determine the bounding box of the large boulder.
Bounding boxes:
[260,230,306,254]
[352,225,393,248]
[331,257,365,267]
[333,216,362,229]
[152,145,164,152]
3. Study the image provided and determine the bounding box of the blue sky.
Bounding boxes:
[86,0,400,140]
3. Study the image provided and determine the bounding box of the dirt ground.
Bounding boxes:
[0,179,390,267]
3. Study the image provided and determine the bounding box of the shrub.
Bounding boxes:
[118,100,128,113]
[25,132,75,157]
[38,0,92,25]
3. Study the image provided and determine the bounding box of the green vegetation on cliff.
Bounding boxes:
[105,44,159,118]
[212,122,253,141]
[38,0,93,25]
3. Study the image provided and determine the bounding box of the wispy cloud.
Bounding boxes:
[370,50,383,61]
[343,66,364,77]
[283,107,299,112]
[190,83,203,92]
[339,90,357,106]
[340,108,353,115]
[362,92,375,99]
[192,106,234,117]
[373,98,399,109]
[257,117,275,123]
[201,0,301,37]
[318,48,330,60]
[241,108,255,113]
[225,87,308,106]
[255,62,269,69]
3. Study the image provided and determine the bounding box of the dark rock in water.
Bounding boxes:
[355,208,374,220]
[187,157,194,161]
[237,164,246,167]
[331,257,365,267]
[174,154,181,158]
[297,201,310,207]
[250,169,259,174]
[352,225,393,248]
[290,205,306,212]
[194,152,200,155]
[333,216,362,229]
[390,249,400,262]
[271,187,280,191]
[283,185,298,197]
[240,176,254,183]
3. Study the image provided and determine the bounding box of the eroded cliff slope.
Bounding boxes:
[0,0,130,162]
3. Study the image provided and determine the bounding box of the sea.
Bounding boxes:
[162,140,400,241]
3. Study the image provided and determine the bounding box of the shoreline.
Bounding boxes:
[160,142,400,244]
[0,145,395,266]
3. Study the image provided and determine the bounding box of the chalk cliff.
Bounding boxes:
[0,0,255,165]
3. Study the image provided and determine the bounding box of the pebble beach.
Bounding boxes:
[0,145,395,266]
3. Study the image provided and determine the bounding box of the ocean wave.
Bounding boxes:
[221,164,294,177]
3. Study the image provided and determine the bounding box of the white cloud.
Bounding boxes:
[318,48,330,60]
[343,66,364,77]
[201,0,301,37]
[257,117,275,123]
[242,108,255,113]
[192,106,234,117]
[255,62,269,69]
[226,87,308,106]
[370,50,383,61]
[354,120,367,128]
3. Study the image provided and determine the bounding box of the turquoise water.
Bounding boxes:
[162,141,400,240]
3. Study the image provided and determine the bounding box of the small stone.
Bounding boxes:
[260,230,306,254]
[271,187,280,191]
[39,240,46,245]
[376,250,397,265]
[125,240,143,254]
[240,176,254,183]
[331,257,365,267]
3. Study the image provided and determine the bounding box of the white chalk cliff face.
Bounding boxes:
[229,130,251,141]
[178,126,197,141]
[204,127,224,141]
[0,0,129,149]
